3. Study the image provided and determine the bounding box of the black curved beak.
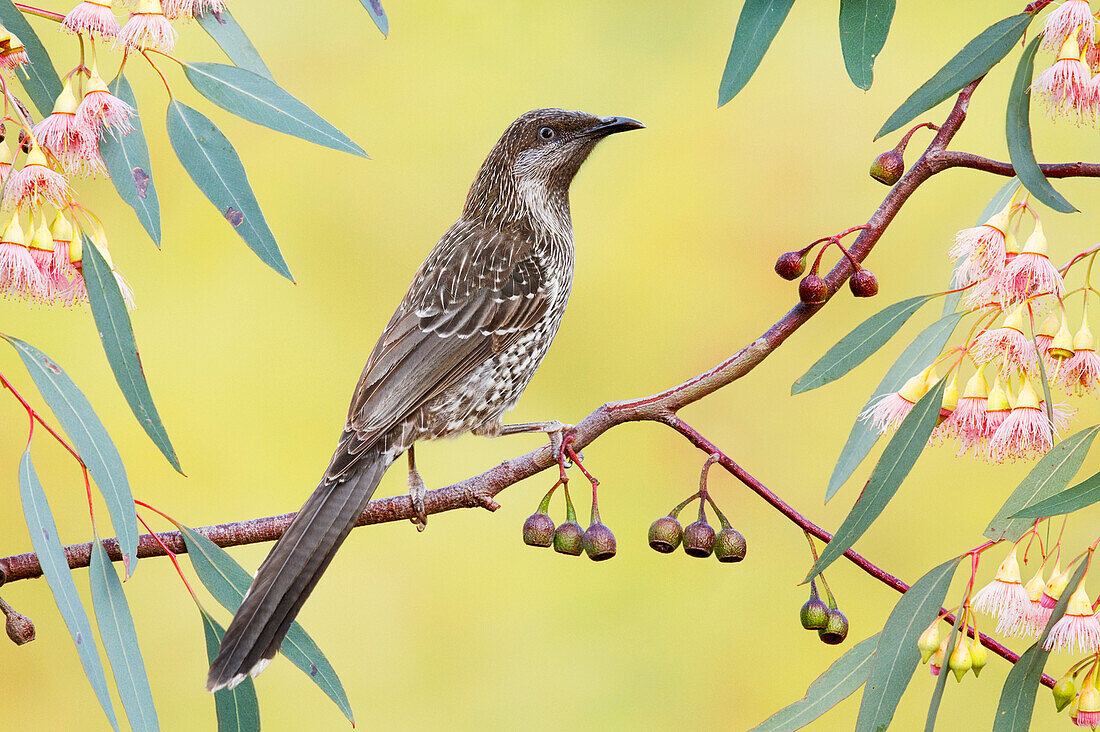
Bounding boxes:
[590,116,646,136]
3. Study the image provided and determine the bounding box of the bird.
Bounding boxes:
[206,108,644,691]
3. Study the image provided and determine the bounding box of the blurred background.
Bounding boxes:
[0,1,1095,729]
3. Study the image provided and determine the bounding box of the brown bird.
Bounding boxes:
[207,108,643,691]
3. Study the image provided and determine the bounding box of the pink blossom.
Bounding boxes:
[989,380,1053,461]
[1041,1,1096,54]
[77,68,136,139]
[0,215,46,300]
[859,370,933,433]
[118,0,177,53]
[950,210,1010,278]
[970,307,1037,377]
[1033,35,1095,122]
[2,144,70,211]
[974,549,1029,628]
[61,1,122,38]
[1043,586,1100,653]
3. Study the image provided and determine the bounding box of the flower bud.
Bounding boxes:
[930,638,948,677]
[799,275,828,305]
[800,597,829,630]
[948,637,972,682]
[648,515,683,553]
[553,521,584,556]
[968,637,987,677]
[818,608,849,645]
[681,520,715,558]
[1053,673,1076,712]
[5,608,34,645]
[1077,683,1100,725]
[713,527,746,562]
[917,622,940,663]
[522,512,555,547]
[870,149,904,185]
[849,269,878,298]
[582,522,617,561]
[775,251,806,280]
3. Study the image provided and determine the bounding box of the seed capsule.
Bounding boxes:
[1053,674,1076,712]
[799,275,828,304]
[648,515,683,553]
[583,522,617,561]
[553,521,584,556]
[5,609,34,645]
[522,512,555,547]
[681,520,715,558]
[849,269,878,298]
[800,597,829,630]
[818,609,849,645]
[713,527,746,562]
[775,251,806,280]
[870,149,904,185]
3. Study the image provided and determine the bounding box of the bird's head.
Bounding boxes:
[465,108,644,223]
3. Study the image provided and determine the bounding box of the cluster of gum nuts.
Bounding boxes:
[522,479,617,561]
[799,579,850,645]
[646,454,747,562]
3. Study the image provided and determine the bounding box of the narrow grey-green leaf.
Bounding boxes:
[90,536,159,732]
[358,0,388,37]
[101,74,161,245]
[1012,468,1100,518]
[200,610,260,732]
[196,7,273,80]
[809,378,946,583]
[83,238,179,472]
[179,524,354,724]
[1034,332,1055,427]
[717,0,796,106]
[750,634,878,731]
[839,0,895,90]
[856,557,962,732]
[826,312,964,501]
[984,425,1100,541]
[19,450,119,731]
[876,13,1033,139]
[793,295,931,395]
[0,0,62,117]
[4,336,138,575]
[166,100,293,281]
[924,587,964,731]
[993,559,1088,731]
[183,63,366,157]
[1007,35,1076,213]
[943,178,1020,316]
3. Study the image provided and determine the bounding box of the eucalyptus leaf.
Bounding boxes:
[178,524,354,724]
[166,100,293,281]
[749,634,878,731]
[1006,35,1076,213]
[876,13,1033,139]
[838,0,895,90]
[717,0,796,106]
[0,0,62,117]
[200,610,261,732]
[1012,467,1100,518]
[985,425,1100,541]
[3,335,138,575]
[83,238,179,472]
[855,557,962,732]
[183,62,366,157]
[19,450,119,731]
[90,536,159,731]
[196,7,273,80]
[358,0,388,36]
[793,295,931,395]
[101,75,161,245]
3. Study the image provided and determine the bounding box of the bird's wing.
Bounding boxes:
[322,220,553,483]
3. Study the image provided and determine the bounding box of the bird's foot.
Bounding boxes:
[408,467,429,532]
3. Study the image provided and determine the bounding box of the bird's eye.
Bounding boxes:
[538,126,556,141]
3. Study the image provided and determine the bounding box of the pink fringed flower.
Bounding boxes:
[974,549,1029,625]
[1077,684,1100,728]
[989,380,1053,461]
[970,306,1037,376]
[1043,586,1100,653]
[48,212,77,294]
[983,378,1012,441]
[860,370,933,433]
[76,68,135,138]
[27,217,59,300]
[2,143,70,211]
[0,215,46,299]
[117,0,177,52]
[1058,320,1100,393]
[60,233,87,306]
[1038,567,1074,633]
[33,80,105,177]
[61,0,122,38]
[1034,312,1060,355]
[1001,221,1064,302]
[163,0,224,20]
[950,208,1011,279]
[1033,35,1095,121]
[1041,1,1096,54]
[0,36,29,73]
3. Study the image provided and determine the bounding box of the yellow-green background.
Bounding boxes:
[0,1,1096,729]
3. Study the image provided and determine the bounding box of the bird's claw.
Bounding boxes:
[408,468,428,532]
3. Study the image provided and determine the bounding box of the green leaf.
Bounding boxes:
[1006,35,1076,213]
[18,450,119,731]
[196,7,273,80]
[717,0,796,106]
[178,524,354,724]
[200,610,261,732]
[4,336,138,576]
[101,74,162,246]
[793,295,931,395]
[876,13,1033,139]
[1012,468,1100,518]
[89,536,159,732]
[993,559,1088,731]
[182,62,367,157]
[358,0,389,37]
[0,0,62,117]
[83,237,180,472]
[984,425,1100,541]
[826,312,963,501]
[166,100,293,281]
[809,378,946,583]
[749,634,878,731]
[856,557,962,732]
[838,0,896,90]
